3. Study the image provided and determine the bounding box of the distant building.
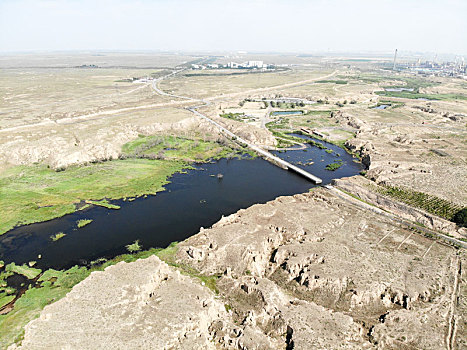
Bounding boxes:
[246,60,264,68]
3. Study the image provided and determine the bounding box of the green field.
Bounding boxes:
[375,90,467,101]
[0,135,235,235]
[316,80,347,84]
[122,134,235,161]
[375,184,464,221]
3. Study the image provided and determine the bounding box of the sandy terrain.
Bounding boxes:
[14,189,465,349]
[2,53,467,349]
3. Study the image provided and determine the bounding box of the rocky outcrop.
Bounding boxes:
[12,255,236,350]
[175,189,462,349]
[15,189,464,349]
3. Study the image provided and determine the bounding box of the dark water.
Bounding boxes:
[373,104,389,110]
[272,110,303,116]
[0,135,362,270]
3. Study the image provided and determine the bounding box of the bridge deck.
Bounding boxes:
[190,107,323,184]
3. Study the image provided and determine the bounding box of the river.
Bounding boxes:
[0,135,362,270]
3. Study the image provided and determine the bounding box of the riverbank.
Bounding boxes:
[0,135,362,271]
[0,134,237,235]
[7,188,464,349]
[0,242,183,348]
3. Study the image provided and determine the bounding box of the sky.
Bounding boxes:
[0,0,466,55]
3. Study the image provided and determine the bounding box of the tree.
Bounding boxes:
[453,208,467,227]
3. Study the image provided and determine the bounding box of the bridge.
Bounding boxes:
[189,107,323,184]
[152,69,323,184]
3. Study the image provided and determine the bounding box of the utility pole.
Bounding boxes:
[393,49,398,70]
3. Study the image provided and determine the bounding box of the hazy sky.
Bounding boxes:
[0,0,466,55]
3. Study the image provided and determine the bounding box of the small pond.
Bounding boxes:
[373,104,390,110]
[272,110,304,116]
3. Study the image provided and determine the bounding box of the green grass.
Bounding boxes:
[265,117,290,130]
[375,90,467,101]
[50,232,66,242]
[122,134,234,162]
[4,263,42,280]
[372,100,405,109]
[0,133,239,236]
[325,162,343,171]
[305,138,327,149]
[126,240,142,253]
[375,77,464,101]
[87,199,121,210]
[304,110,334,116]
[0,293,15,309]
[0,271,13,287]
[76,219,93,228]
[0,158,188,235]
[316,80,347,84]
[270,131,304,146]
[219,113,245,122]
[0,265,90,348]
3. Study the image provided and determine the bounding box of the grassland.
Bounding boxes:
[122,134,235,161]
[375,90,467,101]
[0,135,235,235]
[0,159,185,235]
[76,219,93,228]
[4,263,41,280]
[50,232,66,242]
[315,80,347,84]
[159,68,332,99]
[325,161,343,171]
[0,68,173,130]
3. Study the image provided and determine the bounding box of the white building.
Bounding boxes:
[246,60,264,68]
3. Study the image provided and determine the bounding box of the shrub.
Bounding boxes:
[325,162,343,171]
[126,240,142,253]
[453,208,467,227]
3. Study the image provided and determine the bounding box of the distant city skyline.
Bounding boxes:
[1,0,466,55]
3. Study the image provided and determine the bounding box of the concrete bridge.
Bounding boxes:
[189,107,323,184]
[151,69,323,184]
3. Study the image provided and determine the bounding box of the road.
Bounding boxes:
[0,68,337,134]
[150,68,324,183]
[188,106,322,183]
